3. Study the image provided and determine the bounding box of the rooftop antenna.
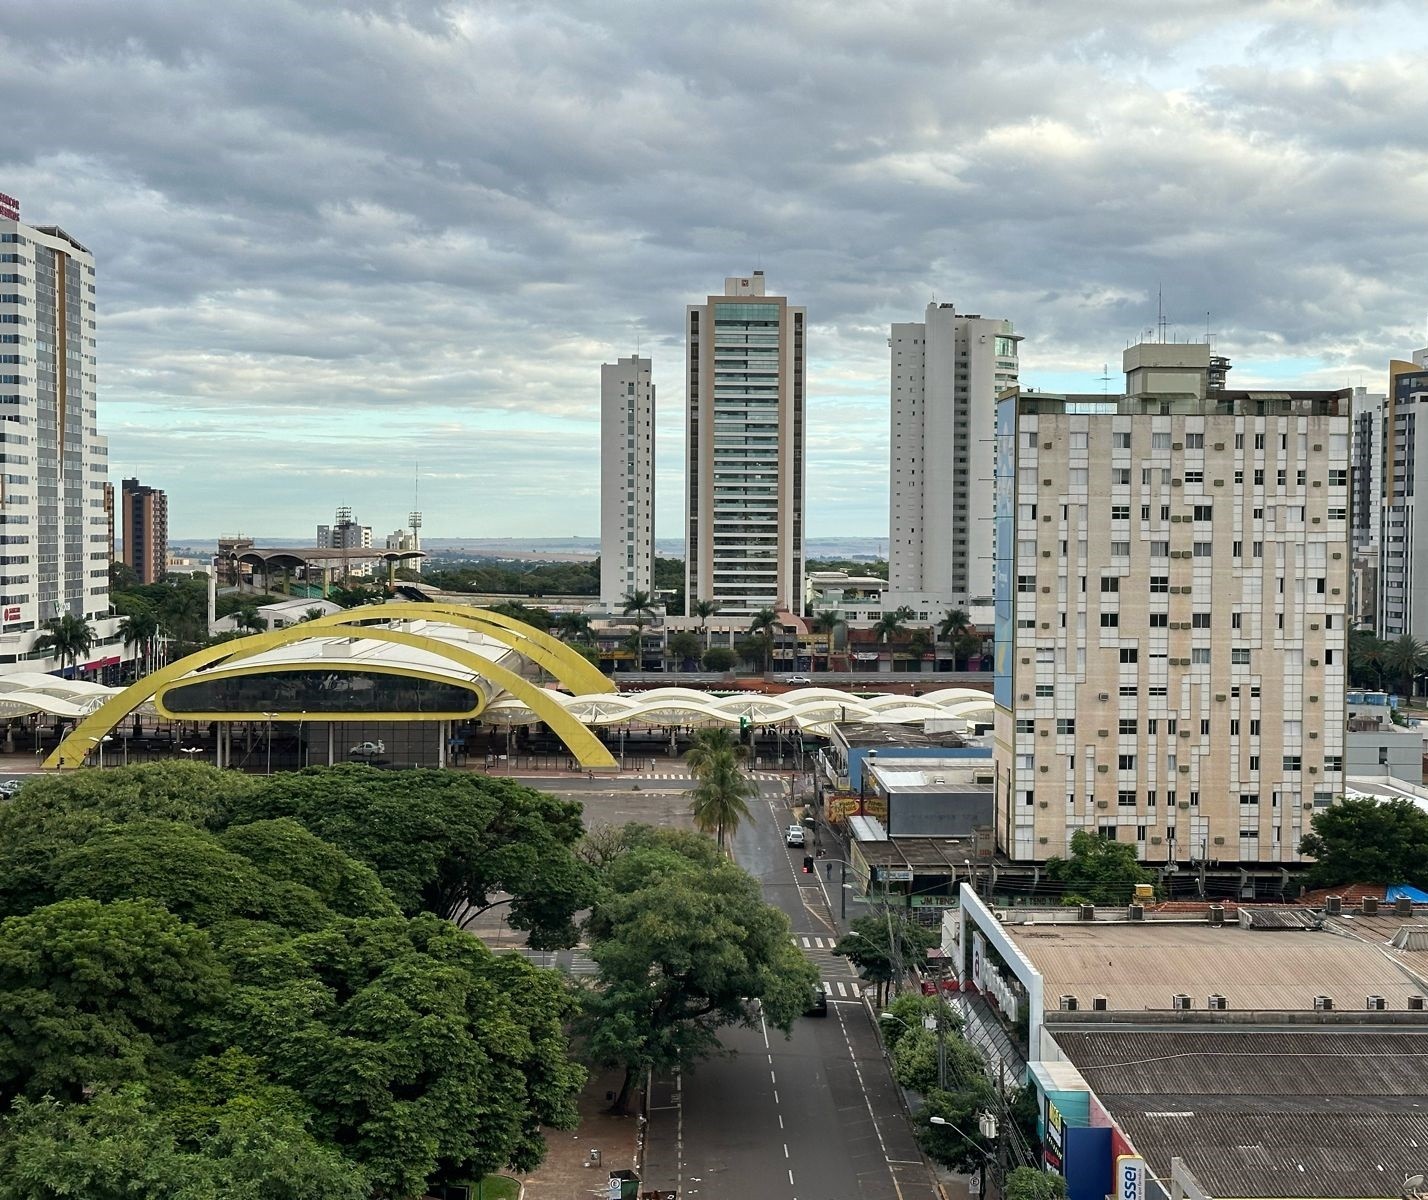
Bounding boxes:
[1156,285,1168,343]
[1099,362,1112,395]
[408,463,422,570]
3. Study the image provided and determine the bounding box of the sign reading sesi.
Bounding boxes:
[1116,1155,1146,1200]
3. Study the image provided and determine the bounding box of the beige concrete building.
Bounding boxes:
[993,342,1351,864]
[599,355,655,606]
[685,271,805,616]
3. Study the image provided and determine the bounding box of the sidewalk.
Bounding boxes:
[517,1068,643,1200]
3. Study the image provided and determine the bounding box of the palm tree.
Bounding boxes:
[1385,634,1428,698]
[236,607,268,635]
[874,607,911,645]
[118,609,160,677]
[938,607,971,668]
[1348,624,1387,690]
[686,725,747,774]
[811,610,843,672]
[622,589,656,669]
[33,613,95,677]
[689,750,758,850]
[556,612,593,642]
[748,607,779,674]
[691,599,720,649]
[905,628,933,671]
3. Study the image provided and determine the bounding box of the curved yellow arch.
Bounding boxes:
[45,623,618,771]
[283,602,615,697]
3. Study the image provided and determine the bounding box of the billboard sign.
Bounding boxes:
[0,192,18,221]
[2,605,18,622]
[1116,1155,1146,1200]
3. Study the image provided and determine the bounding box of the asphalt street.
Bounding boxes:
[640,773,940,1200]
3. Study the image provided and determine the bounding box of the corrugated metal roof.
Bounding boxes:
[1052,1027,1428,1198]
[1012,923,1422,1010]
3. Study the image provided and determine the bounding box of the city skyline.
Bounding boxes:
[3,2,1427,538]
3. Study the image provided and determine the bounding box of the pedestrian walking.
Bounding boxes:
[825,861,833,878]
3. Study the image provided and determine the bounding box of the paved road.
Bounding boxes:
[643,770,938,1200]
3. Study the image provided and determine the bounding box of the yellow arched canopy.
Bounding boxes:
[45,617,617,771]
[233,602,615,698]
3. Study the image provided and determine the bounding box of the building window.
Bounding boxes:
[1118,754,1136,770]
[1118,790,1137,807]
[1119,648,1138,663]
[1283,755,1302,771]
[1119,719,1137,734]
[1035,684,1054,698]
[1150,575,1169,593]
[1101,577,1120,592]
[1113,432,1131,449]
[1185,433,1203,449]
[1057,718,1075,734]
[1231,648,1251,665]
[1101,612,1119,627]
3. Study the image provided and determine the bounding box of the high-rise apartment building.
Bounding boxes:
[317,506,372,550]
[1376,348,1428,640]
[600,355,654,606]
[0,205,116,669]
[102,480,115,564]
[887,303,1019,616]
[1348,386,1385,629]
[993,342,1350,865]
[686,272,804,616]
[121,477,168,584]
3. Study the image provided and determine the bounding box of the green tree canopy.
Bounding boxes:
[580,825,817,1113]
[1044,829,1154,906]
[0,763,589,1195]
[231,765,595,948]
[833,911,938,994]
[1005,1166,1068,1200]
[702,645,735,672]
[1299,797,1428,889]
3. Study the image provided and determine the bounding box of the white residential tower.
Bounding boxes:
[600,355,655,606]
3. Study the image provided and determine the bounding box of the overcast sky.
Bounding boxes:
[5,1,1427,542]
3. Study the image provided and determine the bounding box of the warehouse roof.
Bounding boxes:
[1048,1021,1428,1198]
[1008,921,1424,1011]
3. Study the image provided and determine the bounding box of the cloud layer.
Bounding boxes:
[4,0,1426,539]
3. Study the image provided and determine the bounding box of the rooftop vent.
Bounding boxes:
[1396,896,1415,917]
[1129,903,1145,921]
[1078,904,1096,921]
[1362,896,1379,916]
[1208,904,1225,927]
[1408,995,1425,1011]
[1325,895,1343,916]
[1208,994,1228,1011]
[1059,995,1079,1011]
[1172,994,1192,1011]
[1092,996,1108,1011]
[1367,995,1387,1011]
[1314,995,1334,1012]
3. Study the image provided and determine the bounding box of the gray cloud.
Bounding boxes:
[2,0,1425,539]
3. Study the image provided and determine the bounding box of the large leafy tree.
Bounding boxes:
[580,826,817,1114]
[231,765,595,948]
[0,898,225,1102]
[1299,797,1428,889]
[0,764,588,1195]
[118,608,161,677]
[667,631,703,669]
[1044,829,1154,906]
[833,911,938,1005]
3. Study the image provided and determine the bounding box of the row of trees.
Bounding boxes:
[1348,627,1428,697]
[0,761,815,1194]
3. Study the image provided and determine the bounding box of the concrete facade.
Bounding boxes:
[599,355,655,606]
[121,476,168,585]
[887,303,1018,617]
[993,342,1351,864]
[685,272,805,616]
[1377,349,1428,639]
[0,212,121,676]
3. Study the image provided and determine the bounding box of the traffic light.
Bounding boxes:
[802,855,814,874]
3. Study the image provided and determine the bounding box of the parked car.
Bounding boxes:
[785,825,806,847]
[783,675,812,685]
[805,983,828,1017]
[0,778,26,799]
[349,740,385,757]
